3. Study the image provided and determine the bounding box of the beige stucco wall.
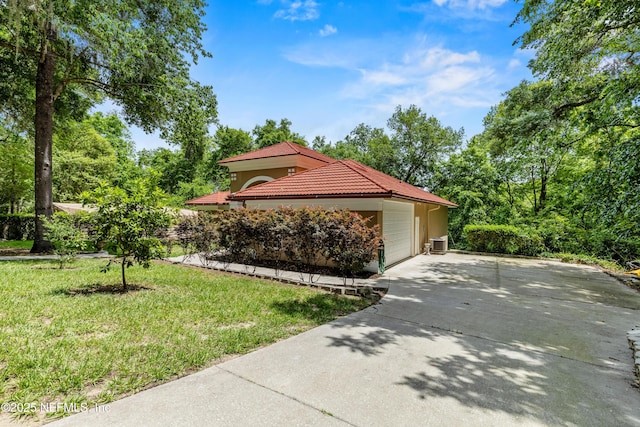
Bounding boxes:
[230,167,296,193]
[413,202,449,253]
[245,198,448,252]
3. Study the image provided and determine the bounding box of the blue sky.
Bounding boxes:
[127,0,533,150]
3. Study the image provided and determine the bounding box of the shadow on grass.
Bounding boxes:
[52,283,154,296]
[270,293,373,324]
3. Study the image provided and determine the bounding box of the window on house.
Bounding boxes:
[230,172,237,181]
[287,168,296,176]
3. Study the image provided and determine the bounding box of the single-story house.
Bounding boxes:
[191,141,457,267]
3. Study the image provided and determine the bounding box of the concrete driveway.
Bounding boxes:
[53,253,640,426]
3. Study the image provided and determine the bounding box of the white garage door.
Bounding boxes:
[382,200,414,265]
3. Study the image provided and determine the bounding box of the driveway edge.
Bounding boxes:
[627,329,640,383]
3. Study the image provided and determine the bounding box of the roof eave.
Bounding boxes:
[228,192,394,201]
[390,194,458,207]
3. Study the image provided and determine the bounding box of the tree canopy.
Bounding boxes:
[1,0,217,251]
[314,105,463,188]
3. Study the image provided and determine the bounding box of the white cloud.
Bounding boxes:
[361,68,407,86]
[319,24,337,37]
[508,58,521,69]
[428,0,508,10]
[280,34,528,139]
[286,36,503,116]
[273,0,319,21]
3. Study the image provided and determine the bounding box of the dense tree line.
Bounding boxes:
[1,0,637,264]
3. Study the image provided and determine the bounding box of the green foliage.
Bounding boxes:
[387,105,463,187]
[0,132,32,213]
[177,207,381,279]
[464,224,545,257]
[314,124,397,177]
[204,126,255,189]
[53,118,119,201]
[42,213,87,268]
[137,148,197,195]
[252,118,306,148]
[323,209,382,277]
[554,253,623,272]
[1,0,217,251]
[0,214,35,241]
[82,179,174,290]
[432,136,504,246]
[314,105,463,188]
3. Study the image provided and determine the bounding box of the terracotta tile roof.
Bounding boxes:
[229,160,457,207]
[218,141,335,164]
[185,191,230,205]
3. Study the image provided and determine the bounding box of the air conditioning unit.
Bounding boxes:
[430,238,447,254]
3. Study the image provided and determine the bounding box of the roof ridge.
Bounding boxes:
[284,140,302,154]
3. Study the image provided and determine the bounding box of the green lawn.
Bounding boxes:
[0,240,33,250]
[0,259,372,420]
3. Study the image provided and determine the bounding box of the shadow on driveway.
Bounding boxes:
[321,253,640,425]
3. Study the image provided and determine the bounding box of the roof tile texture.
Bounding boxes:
[185,191,230,205]
[231,160,456,207]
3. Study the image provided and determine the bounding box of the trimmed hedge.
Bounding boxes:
[464,224,545,256]
[0,214,35,241]
[177,207,382,277]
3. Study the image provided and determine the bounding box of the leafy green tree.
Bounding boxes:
[53,119,118,201]
[86,112,142,186]
[83,179,173,291]
[204,126,255,189]
[433,136,504,246]
[87,112,135,161]
[316,106,462,188]
[387,105,463,187]
[1,0,216,252]
[509,0,640,263]
[516,0,639,126]
[252,119,306,148]
[482,81,577,214]
[42,213,86,269]
[314,124,397,176]
[138,148,195,195]
[0,132,32,213]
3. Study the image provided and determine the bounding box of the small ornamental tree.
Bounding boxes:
[83,179,173,290]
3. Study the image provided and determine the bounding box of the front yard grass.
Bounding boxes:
[0,240,33,250]
[0,259,373,421]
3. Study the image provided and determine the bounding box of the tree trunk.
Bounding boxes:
[31,23,56,253]
[121,257,127,291]
[539,158,548,212]
[531,166,539,214]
